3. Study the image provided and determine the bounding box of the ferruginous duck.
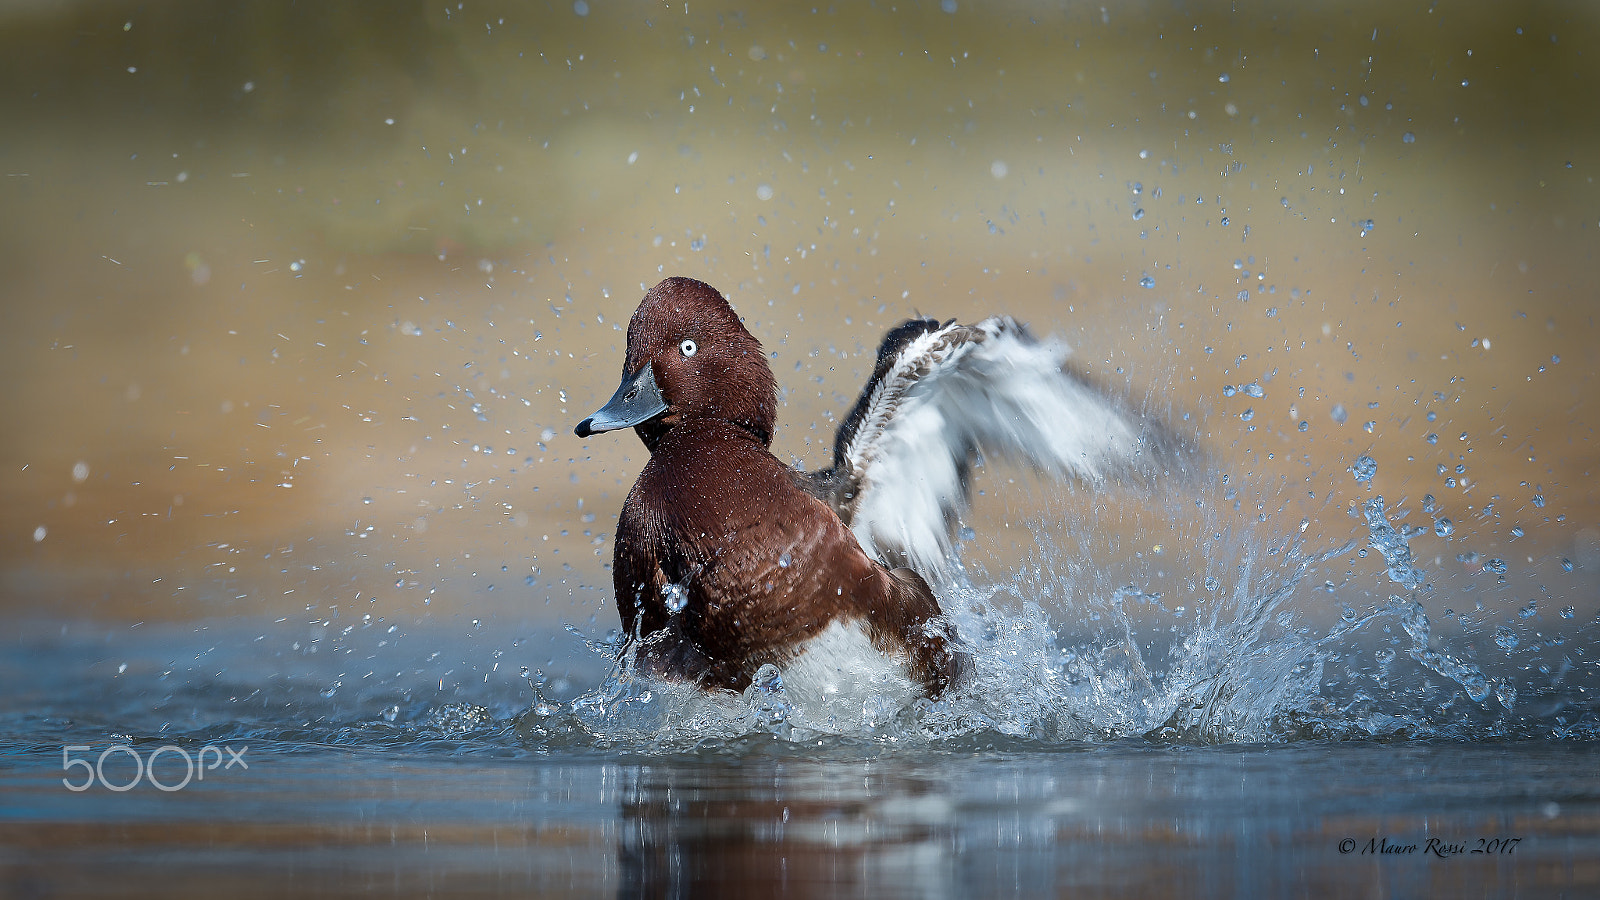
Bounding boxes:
[575,276,1181,701]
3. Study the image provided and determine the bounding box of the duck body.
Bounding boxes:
[576,276,1183,701]
[613,416,961,695]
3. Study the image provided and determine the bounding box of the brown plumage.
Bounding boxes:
[576,277,966,695]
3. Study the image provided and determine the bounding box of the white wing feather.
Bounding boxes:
[837,317,1175,579]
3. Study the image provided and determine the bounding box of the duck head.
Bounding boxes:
[575,277,778,450]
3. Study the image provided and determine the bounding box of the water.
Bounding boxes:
[4,599,1598,897]
[4,458,1597,894]
[3,736,1596,899]
[4,0,1599,895]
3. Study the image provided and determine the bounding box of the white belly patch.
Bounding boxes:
[774,619,923,730]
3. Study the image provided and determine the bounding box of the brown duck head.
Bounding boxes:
[575,277,778,451]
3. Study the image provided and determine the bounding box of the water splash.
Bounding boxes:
[1363,495,1426,589]
[1397,598,1494,705]
[530,456,1593,750]
[553,518,1378,749]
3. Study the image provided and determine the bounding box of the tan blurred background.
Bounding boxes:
[2,0,1595,629]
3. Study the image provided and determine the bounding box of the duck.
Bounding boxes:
[574,276,1182,703]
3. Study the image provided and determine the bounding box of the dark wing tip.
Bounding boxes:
[875,317,946,358]
[830,317,945,470]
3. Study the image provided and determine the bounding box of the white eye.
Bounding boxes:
[679,339,698,357]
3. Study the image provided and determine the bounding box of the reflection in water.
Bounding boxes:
[618,762,958,899]
[6,738,1593,898]
[607,747,1593,899]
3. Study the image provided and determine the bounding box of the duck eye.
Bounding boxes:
[679,339,698,357]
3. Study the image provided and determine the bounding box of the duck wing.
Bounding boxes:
[800,316,1188,579]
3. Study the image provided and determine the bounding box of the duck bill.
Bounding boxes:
[574,363,668,437]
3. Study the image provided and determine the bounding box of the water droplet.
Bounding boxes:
[1402,131,1416,143]
[1425,433,1438,445]
[1561,558,1574,572]
[1132,208,1145,220]
[1493,626,1518,651]
[1433,518,1454,537]
[1331,403,1348,424]
[778,551,791,568]
[1494,681,1517,711]
[1531,494,1545,508]
[1485,558,1508,575]
[1203,577,1220,591]
[1519,601,1537,619]
[1463,677,1491,704]
[1375,647,1396,663]
[662,582,689,612]
[1350,455,1378,483]
[1297,420,1309,432]
[1243,382,1264,398]
[1139,275,1156,289]
[1221,384,1237,397]
[1240,407,1254,421]
[1561,606,1576,619]
[1510,527,1524,538]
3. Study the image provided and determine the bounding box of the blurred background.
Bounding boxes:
[2,0,1595,647]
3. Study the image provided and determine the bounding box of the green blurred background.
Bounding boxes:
[2,0,1595,629]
